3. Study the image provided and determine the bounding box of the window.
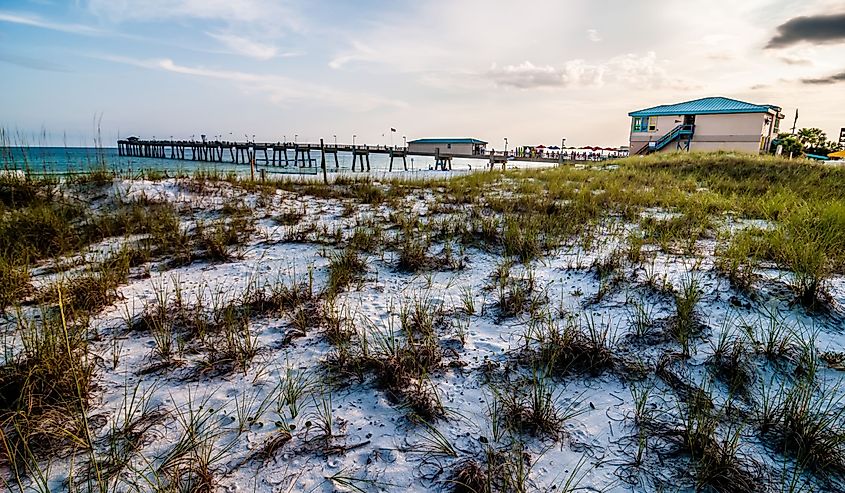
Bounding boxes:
[632,117,648,132]
[633,117,656,132]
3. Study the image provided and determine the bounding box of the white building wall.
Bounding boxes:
[628,111,777,154]
[629,115,684,153]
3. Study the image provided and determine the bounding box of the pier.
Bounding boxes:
[116,137,524,171]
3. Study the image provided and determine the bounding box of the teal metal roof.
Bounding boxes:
[629,97,781,117]
[408,138,487,144]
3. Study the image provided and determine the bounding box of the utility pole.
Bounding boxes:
[559,138,566,167]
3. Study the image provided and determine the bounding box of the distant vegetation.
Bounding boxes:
[774,127,844,156]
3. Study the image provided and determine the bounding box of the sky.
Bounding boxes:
[1,0,844,148]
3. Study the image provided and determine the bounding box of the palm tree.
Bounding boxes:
[796,128,826,148]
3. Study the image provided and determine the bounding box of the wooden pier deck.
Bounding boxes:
[117,138,515,170]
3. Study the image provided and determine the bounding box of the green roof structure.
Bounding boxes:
[407,138,488,144]
[629,97,781,117]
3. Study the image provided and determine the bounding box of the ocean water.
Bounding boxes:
[0,146,553,176]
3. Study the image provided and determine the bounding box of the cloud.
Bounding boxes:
[206,32,278,60]
[97,55,407,111]
[779,56,812,66]
[485,52,692,90]
[86,0,301,30]
[766,12,845,48]
[86,1,303,61]
[801,70,845,84]
[486,61,572,89]
[329,41,382,70]
[705,52,736,61]
[587,29,602,42]
[0,52,71,72]
[0,11,104,35]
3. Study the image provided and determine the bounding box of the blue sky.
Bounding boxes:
[1,0,844,147]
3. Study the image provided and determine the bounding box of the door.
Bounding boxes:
[683,115,696,126]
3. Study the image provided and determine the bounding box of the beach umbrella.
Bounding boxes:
[536,145,546,149]
[548,146,560,150]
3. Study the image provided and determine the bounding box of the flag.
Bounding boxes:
[391,128,396,132]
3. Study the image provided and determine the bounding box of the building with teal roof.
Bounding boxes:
[628,97,783,155]
[407,138,488,156]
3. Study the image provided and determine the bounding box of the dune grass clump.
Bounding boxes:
[273,209,304,227]
[759,380,845,478]
[637,376,760,492]
[347,223,384,253]
[0,306,93,471]
[154,393,223,492]
[39,249,132,315]
[448,448,532,493]
[0,201,84,260]
[502,215,542,264]
[460,213,500,249]
[202,305,259,375]
[325,247,367,297]
[0,256,31,313]
[491,260,543,319]
[400,295,447,340]
[759,203,845,309]
[707,329,755,399]
[325,315,446,421]
[0,190,190,270]
[672,274,703,357]
[589,248,626,303]
[521,313,615,378]
[640,209,713,254]
[350,180,386,205]
[678,406,758,492]
[715,228,761,292]
[450,459,489,493]
[368,341,445,420]
[492,369,571,439]
[194,214,256,263]
[396,232,431,272]
[0,173,57,209]
[132,276,314,374]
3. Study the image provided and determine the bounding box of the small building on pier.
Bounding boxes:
[407,138,487,156]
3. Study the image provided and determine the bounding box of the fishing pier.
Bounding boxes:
[117,138,513,173]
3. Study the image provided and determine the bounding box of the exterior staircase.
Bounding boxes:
[637,124,695,154]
